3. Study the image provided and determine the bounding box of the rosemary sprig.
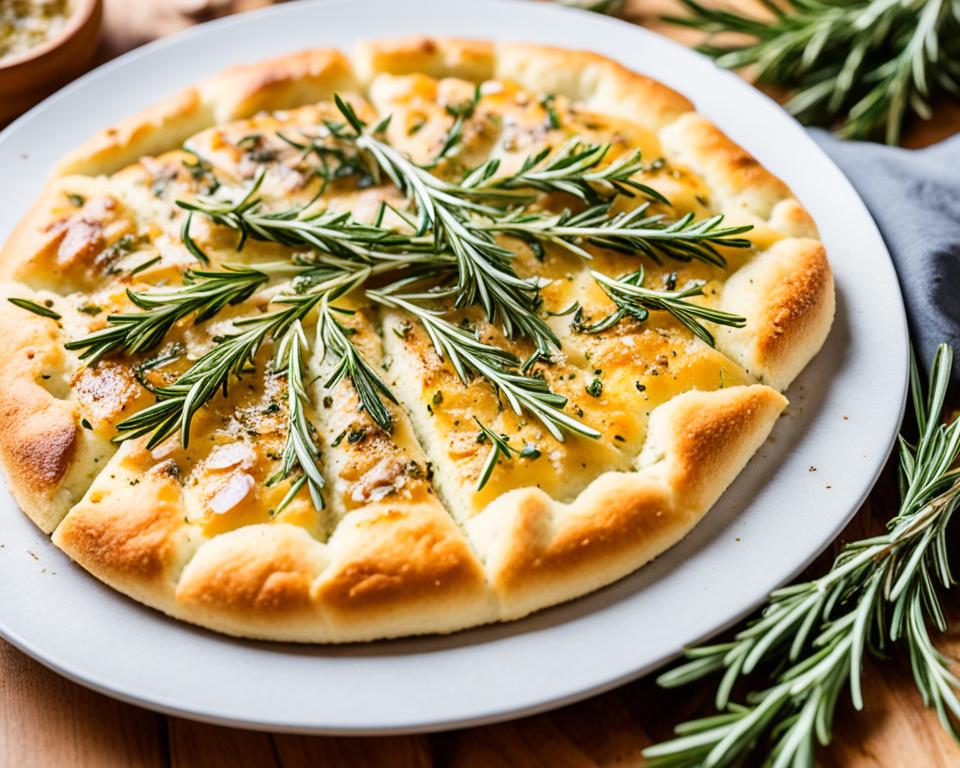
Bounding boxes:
[370,286,600,442]
[483,204,753,268]
[644,343,960,767]
[316,288,398,432]
[667,0,960,145]
[63,265,272,364]
[267,320,325,513]
[465,139,668,205]
[474,417,515,491]
[114,292,325,449]
[177,170,427,264]
[333,96,561,359]
[580,268,746,347]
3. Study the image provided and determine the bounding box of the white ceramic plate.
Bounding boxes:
[0,0,908,735]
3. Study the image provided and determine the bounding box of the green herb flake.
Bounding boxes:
[540,94,561,129]
[520,443,542,460]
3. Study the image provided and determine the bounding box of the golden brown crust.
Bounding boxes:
[313,500,491,640]
[201,48,359,124]
[50,387,786,642]
[54,88,210,179]
[1,38,832,642]
[717,238,835,390]
[176,525,323,621]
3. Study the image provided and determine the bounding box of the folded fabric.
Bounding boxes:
[812,130,960,384]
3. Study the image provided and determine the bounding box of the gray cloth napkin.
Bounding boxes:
[811,129,960,383]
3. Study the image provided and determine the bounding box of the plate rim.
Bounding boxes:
[0,0,910,735]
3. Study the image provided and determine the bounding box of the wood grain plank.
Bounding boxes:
[168,718,279,768]
[545,691,653,766]
[272,733,433,768]
[0,641,167,768]
[443,716,600,768]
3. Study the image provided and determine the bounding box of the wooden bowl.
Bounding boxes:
[0,0,103,126]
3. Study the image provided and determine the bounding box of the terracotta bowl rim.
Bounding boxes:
[0,0,101,72]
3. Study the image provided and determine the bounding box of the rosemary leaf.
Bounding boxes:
[177,170,430,264]
[334,95,561,359]
[114,292,325,449]
[8,297,60,320]
[558,0,624,14]
[469,139,669,205]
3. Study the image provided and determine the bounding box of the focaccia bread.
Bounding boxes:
[0,38,833,642]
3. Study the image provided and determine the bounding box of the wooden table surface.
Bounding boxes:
[2,2,959,766]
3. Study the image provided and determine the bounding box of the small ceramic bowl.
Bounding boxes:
[0,0,103,126]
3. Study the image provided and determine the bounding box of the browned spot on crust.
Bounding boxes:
[11,417,78,489]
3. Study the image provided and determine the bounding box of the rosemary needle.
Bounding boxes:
[8,297,61,320]
[114,292,326,448]
[466,138,669,205]
[483,204,753,268]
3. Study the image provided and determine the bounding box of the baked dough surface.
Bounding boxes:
[0,38,833,642]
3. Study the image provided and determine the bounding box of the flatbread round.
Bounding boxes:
[0,38,833,642]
